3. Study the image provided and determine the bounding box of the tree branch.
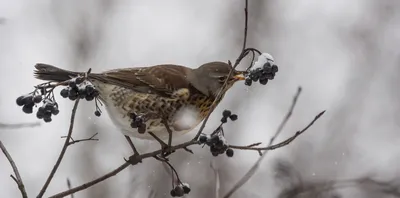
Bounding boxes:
[223,87,325,198]
[0,141,28,198]
[37,99,80,198]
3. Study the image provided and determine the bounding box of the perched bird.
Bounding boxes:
[33,62,245,140]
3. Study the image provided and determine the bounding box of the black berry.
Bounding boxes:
[75,77,84,85]
[199,135,208,144]
[22,104,33,114]
[85,95,94,101]
[85,86,94,94]
[259,78,268,85]
[222,110,231,118]
[94,110,101,117]
[170,189,177,197]
[174,185,184,197]
[68,80,77,88]
[138,125,146,134]
[220,117,227,123]
[229,114,238,121]
[33,95,42,103]
[226,148,234,157]
[182,184,190,194]
[16,96,25,106]
[52,108,59,115]
[245,78,252,86]
[60,89,69,98]
[43,117,52,123]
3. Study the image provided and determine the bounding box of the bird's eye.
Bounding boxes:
[218,76,226,82]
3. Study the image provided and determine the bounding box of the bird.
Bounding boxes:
[33,62,246,140]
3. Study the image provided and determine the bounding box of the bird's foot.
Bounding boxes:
[125,153,142,165]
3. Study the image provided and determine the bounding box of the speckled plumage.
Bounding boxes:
[33,62,244,140]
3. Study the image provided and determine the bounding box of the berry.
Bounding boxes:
[210,135,220,143]
[78,88,86,96]
[229,114,238,121]
[36,110,44,119]
[130,122,138,128]
[68,80,77,88]
[85,86,94,94]
[170,189,177,197]
[85,95,94,101]
[174,185,184,197]
[75,77,84,85]
[33,95,42,103]
[182,183,191,194]
[212,152,219,157]
[43,111,52,119]
[129,113,137,120]
[245,78,252,86]
[23,96,34,105]
[52,108,59,115]
[94,110,101,117]
[226,148,234,157]
[68,94,78,101]
[22,104,33,114]
[60,89,69,98]
[263,62,271,69]
[220,117,227,123]
[199,135,208,144]
[272,64,278,73]
[259,78,268,85]
[222,110,231,118]
[43,117,52,123]
[92,90,99,97]
[138,125,146,134]
[16,96,25,106]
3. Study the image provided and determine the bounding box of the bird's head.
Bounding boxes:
[189,61,245,97]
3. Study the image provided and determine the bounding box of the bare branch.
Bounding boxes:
[229,110,325,153]
[37,99,80,198]
[64,133,99,146]
[223,87,324,197]
[0,140,28,198]
[192,0,250,141]
[66,178,74,198]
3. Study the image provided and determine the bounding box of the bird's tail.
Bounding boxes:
[33,63,84,82]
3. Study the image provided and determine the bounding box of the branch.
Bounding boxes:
[228,110,325,154]
[223,87,324,198]
[193,0,250,141]
[0,141,28,198]
[64,133,99,146]
[37,99,80,198]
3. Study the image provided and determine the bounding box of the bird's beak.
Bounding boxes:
[232,71,246,81]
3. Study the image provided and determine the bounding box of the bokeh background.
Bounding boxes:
[1,0,400,197]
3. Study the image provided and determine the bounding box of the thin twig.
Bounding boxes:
[124,135,139,155]
[66,178,74,198]
[192,0,250,141]
[228,110,325,153]
[223,87,321,198]
[0,141,28,198]
[37,99,80,198]
[210,162,220,198]
[0,122,40,129]
[65,133,99,146]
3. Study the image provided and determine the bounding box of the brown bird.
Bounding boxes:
[33,62,245,140]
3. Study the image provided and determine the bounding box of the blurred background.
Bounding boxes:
[1,0,400,197]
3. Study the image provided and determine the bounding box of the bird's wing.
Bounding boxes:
[100,64,191,97]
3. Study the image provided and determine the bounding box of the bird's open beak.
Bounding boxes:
[232,71,246,81]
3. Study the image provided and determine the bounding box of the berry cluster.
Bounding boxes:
[16,94,43,114]
[129,113,146,134]
[36,99,59,122]
[60,78,99,101]
[170,183,190,197]
[245,61,278,86]
[198,109,236,157]
[16,92,59,123]
[221,110,238,123]
[60,77,102,117]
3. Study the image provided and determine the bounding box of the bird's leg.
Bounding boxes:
[124,135,143,165]
[161,118,173,152]
[148,132,174,158]
[124,135,139,155]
